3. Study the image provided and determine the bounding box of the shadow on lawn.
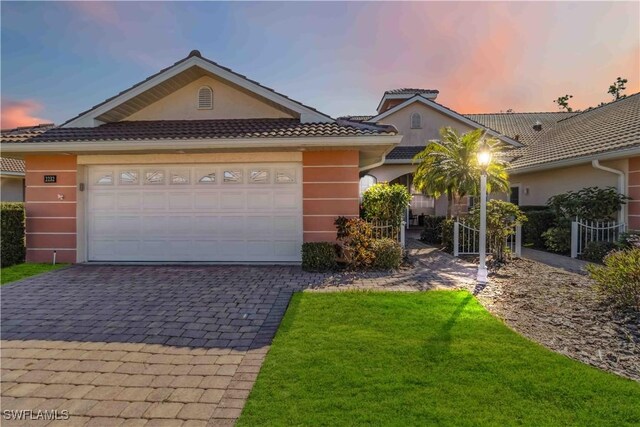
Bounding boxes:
[422,293,473,361]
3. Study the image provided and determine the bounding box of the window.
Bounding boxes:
[410,113,422,129]
[197,86,213,109]
[198,172,216,184]
[144,170,165,185]
[95,172,113,185]
[359,174,377,195]
[510,186,520,206]
[250,169,269,184]
[223,170,243,183]
[119,170,139,185]
[275,169,296,184]
[170,170,190,185]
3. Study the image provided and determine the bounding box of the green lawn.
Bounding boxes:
[239,291,640,426]
[1,263,67,285]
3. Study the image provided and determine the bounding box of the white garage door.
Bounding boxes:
[87,163,302,262]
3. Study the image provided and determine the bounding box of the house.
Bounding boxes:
[347,90,640,229]
[0,51,400,263]
[1,124,55,202]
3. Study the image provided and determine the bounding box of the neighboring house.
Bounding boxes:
[346,90,640,229]
[1,124,55,202]
[0,50,400,263]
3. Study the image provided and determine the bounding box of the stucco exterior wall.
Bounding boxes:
[303,151,359,242]
[510,159,627,207]
[379,103,475,147]
[127,75,294,121]
[25,155,78,263]
[1,176,24,201]
[629,156,640,229]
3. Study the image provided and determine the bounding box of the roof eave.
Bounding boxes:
[509,146,640,174]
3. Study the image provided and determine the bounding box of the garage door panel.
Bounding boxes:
[87,163,302,262]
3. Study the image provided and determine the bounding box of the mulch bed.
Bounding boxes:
[476,258,639,381]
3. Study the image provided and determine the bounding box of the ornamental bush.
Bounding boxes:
[371,238,403,270]
[581,241,618,263]
[420,216,446,244]
[441,218,455,254]
[1,202,26,267]
[361,183,412,228]
[522,209,555,249]
[335,216,375,269]
[587,248,640,311]
[301,242,337,272]
[547,186,629,221]
[542,225,572,254]
[468,200,526,262]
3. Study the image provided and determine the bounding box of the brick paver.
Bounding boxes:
[0,246,474,425]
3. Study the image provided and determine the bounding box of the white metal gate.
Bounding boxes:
[570,219,626,258]
[454,221,521,258]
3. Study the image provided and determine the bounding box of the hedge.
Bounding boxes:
[302,242,337,272]
[1,202,26,267]
[522,209,555,249]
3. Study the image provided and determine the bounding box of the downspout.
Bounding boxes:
[592,159,625,223]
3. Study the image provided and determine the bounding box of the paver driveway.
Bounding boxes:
[0,265,323,426]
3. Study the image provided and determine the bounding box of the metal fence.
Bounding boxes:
[365,219,406,248]
[453,221,521,258]
[570,219,626,258]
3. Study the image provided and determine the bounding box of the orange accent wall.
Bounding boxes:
[302,151,359,242]
[629,156,640,230]
[25,155,77,263]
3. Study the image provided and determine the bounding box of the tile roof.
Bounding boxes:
[0,157,25,174]
[464,112,577,145]
[386,146,425,160]
[61,50,332,127]
[508,93,640,170]
[17,118,396,143]
[385,88,439,95]
[1,124,54,174]
[338,115,375,123]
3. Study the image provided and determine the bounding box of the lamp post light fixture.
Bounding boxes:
[476,142,492,284]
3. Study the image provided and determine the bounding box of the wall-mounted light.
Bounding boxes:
[79,183,85,191]
[524,187,530,195]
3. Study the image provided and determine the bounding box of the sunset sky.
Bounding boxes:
[1,1,639,129]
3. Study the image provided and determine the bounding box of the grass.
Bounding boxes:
[1,263,67,285]
[239,291,640,426]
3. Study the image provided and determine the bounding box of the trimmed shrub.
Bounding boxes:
[420,216,446,244]
[619,230,640,249]
[335,216,375,269]
[542,225,572,254]
[1,202,26,267]
[372,238,403,270]
[361,183,412,227]
[581,241,618,263]
[523,209,555,249]
[441,218,455,254]
[302,242,337,272]
[587,248,640,310]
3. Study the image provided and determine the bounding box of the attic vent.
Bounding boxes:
[198,86,213,110]
[410,113,422,129]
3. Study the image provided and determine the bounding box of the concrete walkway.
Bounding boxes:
[521,248,592,274]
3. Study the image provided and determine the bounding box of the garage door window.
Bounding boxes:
[223,170,243,183]
[95,172,113,185]
[250,169,269,183]
[170,171,190,185]
[275,168,296,184]
[119,170,139,185]
[144,170,165,185]
[198,172,216,183]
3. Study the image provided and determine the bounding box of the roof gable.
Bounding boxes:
[62,50,333,128]
[366,95,524,147]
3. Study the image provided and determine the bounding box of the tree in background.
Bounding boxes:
[412,127,510,218]
[554,94,574,112]
[608,77,628,100]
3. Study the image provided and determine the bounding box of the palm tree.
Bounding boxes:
[412,127,510,217]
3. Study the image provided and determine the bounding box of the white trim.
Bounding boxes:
[303,165,359,168]
[376,92,438,113]
[27,232,77,235]
[27,248,75,251]
[366,95,523,148]
[1,135,399,155]
[0,171,25,177]
[63,55,333,127]
[303,198,359,201]
[28,170,77,173]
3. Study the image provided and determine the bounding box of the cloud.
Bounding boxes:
[1,99,50,129]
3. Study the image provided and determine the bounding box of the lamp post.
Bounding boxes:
[476,143,492,284]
